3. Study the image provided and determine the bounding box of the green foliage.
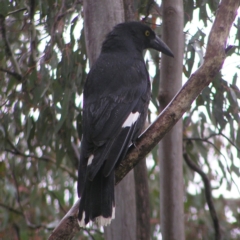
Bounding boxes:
[0,0,87,238]
[0,0,239,239]
[146,1,240,239]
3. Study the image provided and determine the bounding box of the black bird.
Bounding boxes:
[78,21,173,227]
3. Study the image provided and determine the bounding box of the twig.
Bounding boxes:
[9,161,40,230]
[219,131,240,152]
[50,191,68,214]
[56,8,75,21]
[142,0,155,22]
[0,202,24,216]
[8,146,73,231]
[6,139,76,179]
[183,136,227,160]
[184,135,240,194]
[0,67,22,81]
[0,202,50,230]
[183,152,221,240]
[7,8,27,16]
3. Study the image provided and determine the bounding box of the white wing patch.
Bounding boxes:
[122,112,140,128]
[87,154,94,166]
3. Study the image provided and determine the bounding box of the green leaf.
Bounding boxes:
[6,77,17,94]
[0,2,8,16]
[54,89,72,133]
[236,127,240,158]
[76,112,82,139]
[27,117,36,150]
[55,137,65,167]
[0,161,6,177]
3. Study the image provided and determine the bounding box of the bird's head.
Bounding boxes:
[102,21,174,57]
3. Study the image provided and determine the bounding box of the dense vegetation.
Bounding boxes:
[0,1,239,239]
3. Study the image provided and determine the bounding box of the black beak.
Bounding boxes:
[150,35,174,57]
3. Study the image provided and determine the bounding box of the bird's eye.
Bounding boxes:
[145,30,150,37]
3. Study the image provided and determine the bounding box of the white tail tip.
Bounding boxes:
[78,207,115,227]
[78,211,86,227]
[95,206,115,227]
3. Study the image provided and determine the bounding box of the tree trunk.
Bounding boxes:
[83,1,137,239]
[47,2,239,238]
[158,0,185,239]
[104,171,137,240]
[134,159,151,240]
[83,0,124,66]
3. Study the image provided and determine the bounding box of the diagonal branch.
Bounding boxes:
[48,0,239,239]
[0,202,24,216]
[0,67,22,81]
[115,0,239,184]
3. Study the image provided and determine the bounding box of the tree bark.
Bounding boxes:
[123,1,152,239]
[158,0,185,239]
[134,159,151,240]
[104,1,150,239]
[123,0,136,21]
[48,1,239,239]
[83,1,137,239]
[104,170,136,240]
[83,0,124,66]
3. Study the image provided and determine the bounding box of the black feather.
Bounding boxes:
[77,21,173,227]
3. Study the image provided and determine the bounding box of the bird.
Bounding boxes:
[77,21,174,227]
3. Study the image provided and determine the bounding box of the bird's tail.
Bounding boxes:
[78,168,115,227]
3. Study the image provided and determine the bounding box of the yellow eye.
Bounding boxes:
[145,30,150,37]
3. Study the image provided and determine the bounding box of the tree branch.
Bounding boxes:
[184,135,240,194]
[183,136,228,162]
[219,131,240,152]
[7,7,27,16]
[183,152,221,240]
[9,162,44,230]
[115,0,239,184]
[0,202,24,216]
[0,67,22,81]
[141,0,155,22]
[48,0,239,239]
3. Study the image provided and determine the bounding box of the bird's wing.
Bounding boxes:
[79,58,149,186]
[84,87,145,180]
